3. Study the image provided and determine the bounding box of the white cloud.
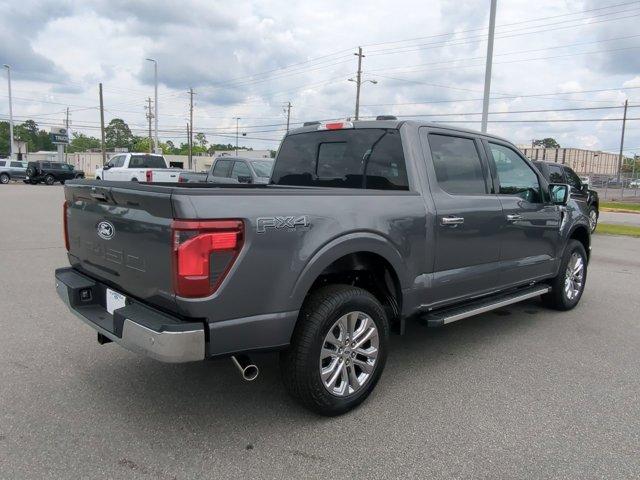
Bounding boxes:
[0,0,638,152]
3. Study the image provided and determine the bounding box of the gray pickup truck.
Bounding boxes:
[55,118,590,415]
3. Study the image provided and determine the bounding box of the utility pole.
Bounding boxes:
[99,83,106,165]
[617,98,628,183]
[189,88,194,170]
[3,64,14,159]
[235,117,240,156]
[145,97,153,153]
[146,58,158,152]
[354,47,364,120]
[481,0,498,133]
[64,107,70,163]
[187,122,192,167]
[284,101,292,132]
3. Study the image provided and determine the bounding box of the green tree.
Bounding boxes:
[131,136,152,153]
[532,138,561,149]
[195,132,208,148]
[0,121,10,156]
[68,132,101,153]
[105,118,133,150]
[164,140,176,154]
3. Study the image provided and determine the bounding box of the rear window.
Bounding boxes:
[271,129,408,190]
[129,155,166,168]
[0,161,5,167]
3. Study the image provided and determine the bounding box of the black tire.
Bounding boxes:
[29,180,38,185]
[588,207,598,233]
[25,165,38,178]
[95,176,101,181]
[542,239,588,311]
[0,173,9,184]
[280,285,389,416]
[44,174,55,185]
[131,178,138,182]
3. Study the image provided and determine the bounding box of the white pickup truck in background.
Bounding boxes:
[95,153,181,182]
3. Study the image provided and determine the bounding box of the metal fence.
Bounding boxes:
[587,172,640,201]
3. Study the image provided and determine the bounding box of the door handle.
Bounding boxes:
[441,216,465,226]
[506,214,523,222]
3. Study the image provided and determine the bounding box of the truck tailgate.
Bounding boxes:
[64,182,177,312]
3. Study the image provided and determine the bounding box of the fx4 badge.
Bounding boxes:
[256,215,309,234]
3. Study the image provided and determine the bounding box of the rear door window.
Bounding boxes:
[0,161,6,167]
[231,161,252,181]
[427,134,487,195]
[212,159,233,177]
[271,128,408,190]
[563,166,582,190]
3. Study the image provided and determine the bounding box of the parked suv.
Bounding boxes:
[56,119,590,416]
[25,161,85,185]
[533,161,599,232]
[0,160,28,184]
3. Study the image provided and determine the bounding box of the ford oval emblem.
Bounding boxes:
[97,221,115,240]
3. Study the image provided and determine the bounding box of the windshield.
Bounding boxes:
[271,128,408,190]
[250,160,274,178]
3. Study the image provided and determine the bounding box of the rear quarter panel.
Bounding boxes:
[171,188,429,322]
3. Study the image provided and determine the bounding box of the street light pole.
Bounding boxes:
[146,58,158,152]
[3,64,14,159]
[480,0,497,133]
[354,47,364,120]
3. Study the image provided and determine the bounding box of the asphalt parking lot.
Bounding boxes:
[1,183,639,479]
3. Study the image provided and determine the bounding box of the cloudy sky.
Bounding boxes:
[1,0,639,153]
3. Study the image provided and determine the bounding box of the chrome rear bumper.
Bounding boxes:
[55,268,204,363]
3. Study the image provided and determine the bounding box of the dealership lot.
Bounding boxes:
[1,183,639,479]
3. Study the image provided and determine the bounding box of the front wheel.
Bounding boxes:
[44,174,55,186]
[0,173,9,184]
[542,239,588,310]
[280,285,389,416]
[588,207,598,233]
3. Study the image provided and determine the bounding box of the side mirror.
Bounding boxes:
[237,175,253,184]
[103,165,111,170]
[549,183,569,206]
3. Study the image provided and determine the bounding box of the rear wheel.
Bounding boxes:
[542,239,587,310]
[280,285,389,416]
[44,174,55,185]
[0,173,9,184]
[95,176,101,181]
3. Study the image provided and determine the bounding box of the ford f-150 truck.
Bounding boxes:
[55,118,590,416]
[95,153,181,183]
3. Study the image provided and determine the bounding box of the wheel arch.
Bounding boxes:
[291,233,408,329]
[568,224,590,260]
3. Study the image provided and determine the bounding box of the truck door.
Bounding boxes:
[484,141,562,286]
[419,129,504,306]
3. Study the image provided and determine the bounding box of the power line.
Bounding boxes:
[362,1,640,48]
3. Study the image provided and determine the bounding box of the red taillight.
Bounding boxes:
[63,201,70,251]
[172,219,243,298]
[146,170,153,182]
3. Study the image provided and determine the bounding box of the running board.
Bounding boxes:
[422,285,550,327]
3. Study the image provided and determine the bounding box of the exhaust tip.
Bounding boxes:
[242,365,259,382]
[231,355,259,382]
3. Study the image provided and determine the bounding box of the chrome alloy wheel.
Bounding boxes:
[564,252,585,300]
[319,311,379,397]
[589,209,598,232]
